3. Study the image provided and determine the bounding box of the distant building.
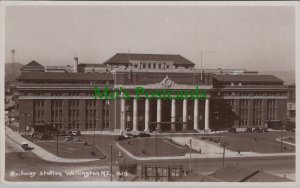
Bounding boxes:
[78,63,107,73]
[202,69,258,75]
[20,60,45,72]
[45,65,74,73]
[103,53,195,70]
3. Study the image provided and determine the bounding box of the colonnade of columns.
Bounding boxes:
[120,97,210,133]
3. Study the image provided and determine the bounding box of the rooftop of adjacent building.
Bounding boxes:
[17,71,114,81]
[103,53,195,66]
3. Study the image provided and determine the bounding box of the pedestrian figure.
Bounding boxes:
[199,148,202,154]
[254,137,257,142]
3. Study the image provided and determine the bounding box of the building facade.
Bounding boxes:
[16,53,288,134]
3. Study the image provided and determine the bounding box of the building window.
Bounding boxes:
[153,64,156,69]
[267,100,276,120]
[158,64,161,69]
[148,64,151,68]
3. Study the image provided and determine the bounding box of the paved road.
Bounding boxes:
[5,134,295,182]
[6,136,24,153]
[5,149,295,181]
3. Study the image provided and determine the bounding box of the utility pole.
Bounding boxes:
[281,116,286,152]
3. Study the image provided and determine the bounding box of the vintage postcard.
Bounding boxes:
[1,1,298,186]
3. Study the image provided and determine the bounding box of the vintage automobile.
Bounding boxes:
[137,132,151,137]
[65,136,74,141]
[114,135,128,141]
[21,142,29,151]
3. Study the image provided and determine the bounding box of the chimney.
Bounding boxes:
[74,57,78,73]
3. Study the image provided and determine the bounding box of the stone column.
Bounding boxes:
[156,99,162,132]
[171,99,176,132]
[262,99,268,126]
[182,99,188,131]
[248,99,254,127]
[144,98,150,132]
[233,99,240,127]
[193,99,199,130]
[205,98,210,131]
[120,97,126,132]
[133,98,138,132]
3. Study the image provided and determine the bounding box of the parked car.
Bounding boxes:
[125,133,137,139]
[72,130,81,136]
[114,135,128,141]
[21,142,29,150]
[65,136,74,141]
[253,127,268,132]
[228,127,237,133]
[246,128,253,132]
[137,132,151,137]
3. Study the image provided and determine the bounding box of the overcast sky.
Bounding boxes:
[5,5,295,72]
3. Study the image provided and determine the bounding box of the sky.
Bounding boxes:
[4,5,295,72]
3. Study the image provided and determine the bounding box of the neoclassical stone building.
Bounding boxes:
[16,53,288,133]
